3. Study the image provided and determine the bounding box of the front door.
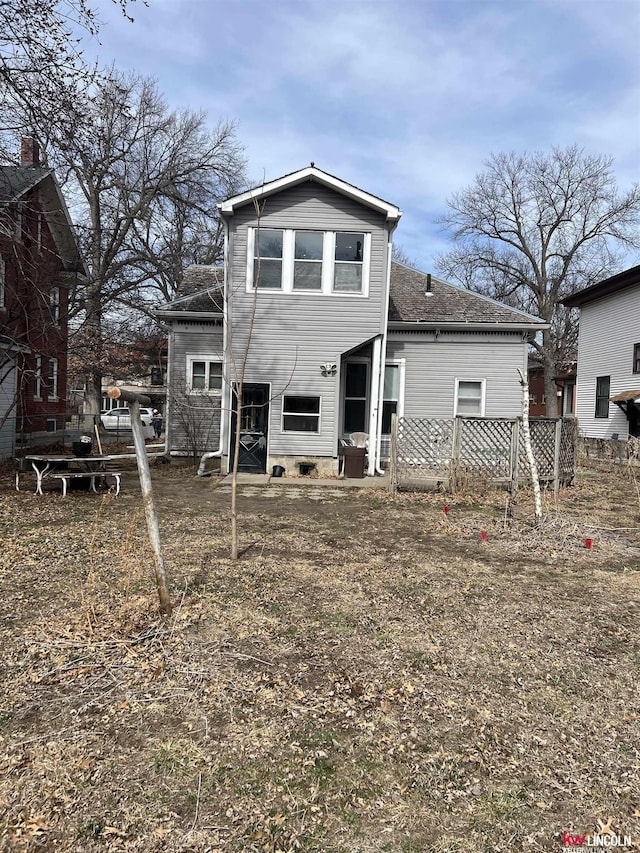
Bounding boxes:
[230,383,270,473]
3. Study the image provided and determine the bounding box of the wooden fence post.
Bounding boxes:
[107,387,172,616]
[389,413,398,494]
[509,418,520,496]
[553,418,563,495]
[451,417,462,493]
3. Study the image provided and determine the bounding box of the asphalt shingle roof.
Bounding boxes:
[167,266,224,312]
[0,166,51,203]
[389,262,544,326]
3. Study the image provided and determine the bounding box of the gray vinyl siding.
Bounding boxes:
[386,332,528,419]
[574,288,640,439]
[227,182,391,457]
[167,321,224,454]
[0,358,16,459]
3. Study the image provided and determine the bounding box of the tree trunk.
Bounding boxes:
[541,329,558,417]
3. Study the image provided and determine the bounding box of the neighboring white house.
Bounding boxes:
[563,264,640,441]
[156,166,547,476]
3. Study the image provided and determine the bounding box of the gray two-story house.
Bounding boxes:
[157,166,547,476]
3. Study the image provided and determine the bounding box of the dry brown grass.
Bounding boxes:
[0,463,639,851]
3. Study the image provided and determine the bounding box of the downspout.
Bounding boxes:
[373,221,398,474]
[197,214,230,477]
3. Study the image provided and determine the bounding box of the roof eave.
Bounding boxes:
[218,167,402,221]
[154,309,223,321]
[388,321,549,332]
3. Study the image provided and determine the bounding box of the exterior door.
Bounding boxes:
[230,383,270,473]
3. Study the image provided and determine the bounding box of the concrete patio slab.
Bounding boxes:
[218,473,389,488]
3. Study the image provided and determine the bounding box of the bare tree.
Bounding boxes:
[438,146,640,407]
[9,69,245,413]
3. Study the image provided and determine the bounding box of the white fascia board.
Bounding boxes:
[218,167,402,222]
[154,309,223,321]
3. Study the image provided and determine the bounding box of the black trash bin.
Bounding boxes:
[72,434,93,457]
[272,465,285,478]
[343,446,366,478]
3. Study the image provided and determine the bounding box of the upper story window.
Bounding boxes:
[0,256,5,308]
[293,231,323,291]
[248,228,370,296]
[50,287,60,324]
[633,343,640,374]
[14,203,23,240]
[334,232,363,292]
[595,375,610,418]
[254,229,283,289]
[34,355,42,399]
[47,357,58,400]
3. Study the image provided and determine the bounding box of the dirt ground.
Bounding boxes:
[1,460,639,852]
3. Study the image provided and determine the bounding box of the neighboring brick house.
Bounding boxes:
[528,356,576,417]
[0,137,84,451]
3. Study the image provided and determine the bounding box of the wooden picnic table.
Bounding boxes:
[17,454,121,496]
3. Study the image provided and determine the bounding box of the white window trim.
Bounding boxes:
[454,378,486,417]
[247,228,371,297]
[34,355,42,400]
[382,359,405,433]
[281,394,321,434]
[48,357,58,401]
[185,354,223,395]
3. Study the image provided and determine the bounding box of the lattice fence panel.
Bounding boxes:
[559,418,578,479]
[518,419,557,479]
[396,417,454,481]
[458,418,513,479]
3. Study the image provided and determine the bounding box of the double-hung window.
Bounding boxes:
[293,231,323,290]
[382,364,401,433]
[282,395,320,432]
[187,357,222,393]
[333,232,364,292]
[595,376,610,418]
[455,379,485,416]
[254,228,284,289]
[34,355,42,399]
[47,357,58,400]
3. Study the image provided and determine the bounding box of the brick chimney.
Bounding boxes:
[20,136,40,167]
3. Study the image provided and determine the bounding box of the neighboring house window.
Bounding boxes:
[293,231,323,291]
[282,395,320,432]
[34,355,42,399]
[37,213,43,252]
[50,287,60,324]
[333,232,364,293]
[248,228,370,296]
[187,357,222,392]
[382,363,402,433]
[14,203,22,240]
[633,343,640,374]
[254,228,284,289]
[0,256,5,308]
[595,376,610,418]
[47,357,58,400]
[455,379,486,416]
[343,362,368,433]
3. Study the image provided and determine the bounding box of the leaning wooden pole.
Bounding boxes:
[108,387,172,616]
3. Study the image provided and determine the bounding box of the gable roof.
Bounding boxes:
[0,164,85,274]
[155,265,224,318]
[561,264,640,308]
[389,263,547,329]
[218,165,402,222]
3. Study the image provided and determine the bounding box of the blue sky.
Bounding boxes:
[89,0,640,271]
